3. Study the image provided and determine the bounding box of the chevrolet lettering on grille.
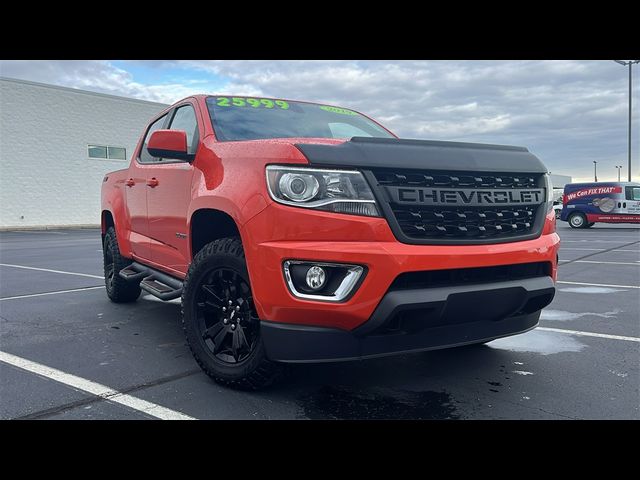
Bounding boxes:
[385,187,545,207]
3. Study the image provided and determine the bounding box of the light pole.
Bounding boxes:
[593,160,598,182]
[616,165,623,181]
[614,60,640,182]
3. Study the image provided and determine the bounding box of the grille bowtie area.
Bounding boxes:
[369,169,545,243]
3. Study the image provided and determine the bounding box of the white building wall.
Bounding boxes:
[0,77,167,228]
[550,174,572,189]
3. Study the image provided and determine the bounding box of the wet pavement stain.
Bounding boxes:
[298,386,460,420]
[489,329,586,355]
[540,309,621,321]
[488,381,502,387]
[558,287,626,294]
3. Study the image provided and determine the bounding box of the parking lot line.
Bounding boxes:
[561,248,640,252]
[0,351,196,420]
[537,327,640,343]
[561,240,638,243]
[557,280,640,289]
[0,286,104,301]
[1,230,69,235]
[558,239,640,267]
[0,263,103,279]
[559,260,640,266]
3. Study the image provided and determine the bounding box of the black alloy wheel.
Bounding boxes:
[195,268,260,364]
[182,237,284,389]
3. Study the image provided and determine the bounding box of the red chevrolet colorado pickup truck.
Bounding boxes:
[101,95,559,389]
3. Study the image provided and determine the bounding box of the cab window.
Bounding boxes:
[139,113,169,163]
[168,105,200,154]
[625,186,640,201]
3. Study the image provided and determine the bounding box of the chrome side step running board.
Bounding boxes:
[119,262,183,301]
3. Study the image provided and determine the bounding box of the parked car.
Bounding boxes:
[553,201,562,219]
[559,181,640,228]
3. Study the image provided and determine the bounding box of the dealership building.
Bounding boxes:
[0,77,167,229]
[1,76,572,229]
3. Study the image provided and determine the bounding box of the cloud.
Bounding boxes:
[1,60,637,180]
[0,60,206,104]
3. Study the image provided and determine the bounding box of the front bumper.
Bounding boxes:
[241,202,559,346]
[261,276,554,362]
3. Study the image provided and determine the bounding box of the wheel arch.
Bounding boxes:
[101,210,115,238]
[190,208,242,259]
[101,209,129,254]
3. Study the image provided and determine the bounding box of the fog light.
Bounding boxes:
[305,266,326,290]
[283,260,366,302]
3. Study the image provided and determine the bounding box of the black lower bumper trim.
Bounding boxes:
[261,276,555,363]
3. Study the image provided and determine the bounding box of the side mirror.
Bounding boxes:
[147,129,194,162]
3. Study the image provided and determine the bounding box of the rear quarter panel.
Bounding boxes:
[101,168,133,256]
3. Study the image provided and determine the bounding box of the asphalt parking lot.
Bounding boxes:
[1,223,638,420]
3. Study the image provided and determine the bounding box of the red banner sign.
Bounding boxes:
[565,186,622,202]
[586,214,640,223]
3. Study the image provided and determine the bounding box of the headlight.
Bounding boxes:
[278,173,320,202]
[266,165,380,217]
[545,173,554,211]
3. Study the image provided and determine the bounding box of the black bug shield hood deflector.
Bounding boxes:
[295,136,548,173]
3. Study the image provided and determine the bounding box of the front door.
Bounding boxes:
[146,103,200,274]
[624,185,640,216]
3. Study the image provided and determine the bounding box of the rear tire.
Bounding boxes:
[181,237,284,390]
[103,227,141,303]
[568,212,587,229]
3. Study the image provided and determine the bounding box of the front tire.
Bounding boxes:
[568,212,587,229]
[181,237,283,390]
[103,227,141,303]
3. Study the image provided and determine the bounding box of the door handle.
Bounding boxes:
[146,177,159,188]
[125,178,135,187]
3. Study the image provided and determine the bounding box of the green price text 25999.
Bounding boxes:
[216,97,289,109]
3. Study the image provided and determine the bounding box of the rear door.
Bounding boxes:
[146,102,200,274]
[126,112,170,260]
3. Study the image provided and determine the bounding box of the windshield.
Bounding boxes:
[206,96,394,142]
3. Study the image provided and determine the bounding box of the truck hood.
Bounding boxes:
[295,136,548,173]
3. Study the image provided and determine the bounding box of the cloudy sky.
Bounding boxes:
[1,60,637,182]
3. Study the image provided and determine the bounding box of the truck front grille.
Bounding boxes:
[391,205,537,239]
[369,169,547,244]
